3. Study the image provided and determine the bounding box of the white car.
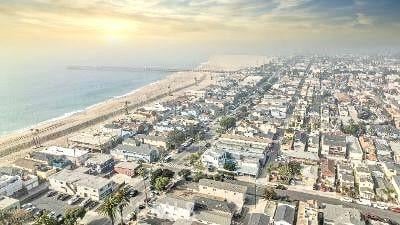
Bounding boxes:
[79,198,91,207]
[22,203,32,209]
[372,202,388,210]
[68,196,80,205]
[355,198,371,206]
[340,197,353,203]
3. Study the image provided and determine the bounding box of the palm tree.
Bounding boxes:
[115,188,130,225]
[98,196,118,225]
[0,209,12,225]
[34,213,58,225]
[64,207,86,225]
[137,167,149,205]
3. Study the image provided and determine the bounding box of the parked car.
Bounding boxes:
[372,202,388,210]
[125,211,137,221]
[128,189,139,198]
[276,184,287,190]
[61,194,71,201]
[355,198,371,206]
[340,197,353,203]
[68,196,80,205]
[47,191,57,197]
[21,203,32,209]
[390,207,400,213]
[80,198,91,207]
[56,193,65,200]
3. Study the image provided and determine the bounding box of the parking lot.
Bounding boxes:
[28,191,99,219]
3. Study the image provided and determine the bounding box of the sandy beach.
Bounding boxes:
[0,70,214,165]
[0,55,269,165]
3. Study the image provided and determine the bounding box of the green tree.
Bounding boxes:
[219,116,236,131]
[223,161,236,171]
[178,169,191,180]
[166,129,186,149]
[114,188,130,225]
[98,196,118,225]
[154,176,171,191]
[64,207,86,225]
[193,172,205,182]
[288,161,301,175]
[264,187,278,200]
[137,167,149,205]
[34,213,58,225]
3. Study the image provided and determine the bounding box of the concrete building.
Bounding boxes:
[273,203,295,225]
[85,153,114,174]
[33,146,89,166]
[0,175,23,197]
[152,196,194,221]
[111,143,159,163]
[0,196,20,211]
[198,179,247,211]
[114,161,140,177]
[322,204,363,225]
[49,169,114,201]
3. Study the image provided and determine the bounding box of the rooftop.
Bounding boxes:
[40,146,88,158]
[198,179,247,194]
[50,169,113,189]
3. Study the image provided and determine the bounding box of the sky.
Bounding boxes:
[1,0,400,68]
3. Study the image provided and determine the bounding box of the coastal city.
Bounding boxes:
[0,55,400,225]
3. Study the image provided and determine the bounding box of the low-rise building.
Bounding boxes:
[49,169,114,201]
[111,143,159,163]
[85,153,114,174]
[152,196,195,221]
[273,203,295,225]
[0,196,20,211]
[114,161,140,177]
[322,204,363,225]
[32,146,89,166]
[198,179,247,211]
[0,175,23,197]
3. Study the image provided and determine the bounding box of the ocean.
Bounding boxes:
[0,67,169,135]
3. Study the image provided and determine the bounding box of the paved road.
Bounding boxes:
[229,179,400,223]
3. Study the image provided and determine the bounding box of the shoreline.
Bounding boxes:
[0,79,164,139]
[0,70,213,162]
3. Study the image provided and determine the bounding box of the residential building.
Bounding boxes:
[152,196,194,221]
[0,175,23,197]
[391,175,400,203]
[246,213,271,225]
[198,179,247,211]
[111,143,159,163]
[114,161,140,177]
[0,196,20,211]
[49,169,114,201]
[322,204,363,225]
[32,146,89,166]
[273,203,295,225]
[321,134,347,161]
[85,153,114,174]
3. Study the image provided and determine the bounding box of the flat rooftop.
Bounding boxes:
[40,146,88,158]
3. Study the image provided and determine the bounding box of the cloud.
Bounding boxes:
[356,13,373,25]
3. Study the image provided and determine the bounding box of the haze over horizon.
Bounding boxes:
[1,0,400,70]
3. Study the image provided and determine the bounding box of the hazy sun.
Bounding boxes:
[87,17,136,43]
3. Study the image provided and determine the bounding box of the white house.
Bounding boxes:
[152,196,194,221]
[49,169,114,201]
[0,175,23,197]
